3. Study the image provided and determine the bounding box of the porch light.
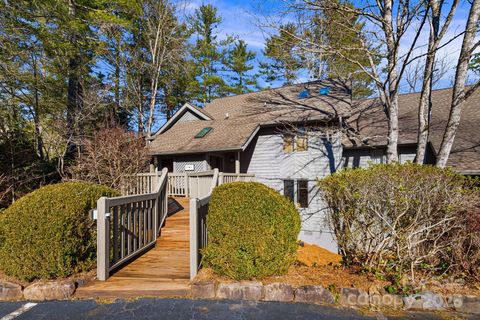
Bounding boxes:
[195,127,212,138]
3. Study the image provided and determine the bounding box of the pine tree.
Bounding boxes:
[190,4,231,106]
[223,40,258,94]
[260,23,302,85]
[308,0,378,98]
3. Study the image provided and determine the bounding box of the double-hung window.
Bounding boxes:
[283,129,308,153]
[283,179,309,208]
[284,180,295,202]
[297,180,309,208]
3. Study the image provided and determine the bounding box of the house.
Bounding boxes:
[147,80,480,251]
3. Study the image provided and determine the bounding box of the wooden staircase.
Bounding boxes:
[76,197,191,299]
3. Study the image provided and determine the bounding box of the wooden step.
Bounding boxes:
[75,197,192,299]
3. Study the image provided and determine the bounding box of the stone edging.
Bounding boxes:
[0,280,76,301]
[191,281,480,315]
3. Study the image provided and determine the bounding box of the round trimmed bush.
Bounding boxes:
[0,182,118,281]
[203,182,301,280]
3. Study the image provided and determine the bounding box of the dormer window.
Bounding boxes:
[298,89,310,99]
[195,127,212,138]
[319,87,331,95]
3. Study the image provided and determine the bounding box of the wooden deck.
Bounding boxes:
[76,197,191,299]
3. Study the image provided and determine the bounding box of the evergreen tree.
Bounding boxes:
[223,40,258,94]
[260,23,302,86]
[190,4,232,106]
[307,0,378,98]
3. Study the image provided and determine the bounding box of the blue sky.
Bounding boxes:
[179,0,474,92]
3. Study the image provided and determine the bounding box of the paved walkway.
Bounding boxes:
[0,299,471,320]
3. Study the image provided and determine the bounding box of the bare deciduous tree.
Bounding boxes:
[68,127,149,189]
[266,0,429,163]
[415,0,458,164]
[436,0,480,167]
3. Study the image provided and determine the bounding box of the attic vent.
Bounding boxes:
[298,89,310,99]
[319,87,331,95]
[195,127,212,138]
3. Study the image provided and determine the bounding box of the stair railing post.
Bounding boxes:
[97,196,110,281]
[189,198,199,280]
[218,172,223,185]
[184,172,189,197]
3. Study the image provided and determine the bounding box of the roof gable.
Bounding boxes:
[154,103,212,136]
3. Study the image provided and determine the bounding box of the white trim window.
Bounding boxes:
[283,179,309,208]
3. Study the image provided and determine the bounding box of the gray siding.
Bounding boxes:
[342,146,418,169]
[177,110,202,123]
[243,127,342,252]
[173,155,208,173]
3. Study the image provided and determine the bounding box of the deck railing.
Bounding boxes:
[219,172,255,184]
[109,169,255,281]
[167,172,188,196]
[121,172,161,195]
[189,168,219,279]
[97,168,168,281]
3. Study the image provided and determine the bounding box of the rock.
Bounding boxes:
[0,282,23,301]
[216,282,263,301]
[368,285,386,296]
[338,288,369,307]
[191,282,215,299]
[23,281,75,301]
[294,285,334,305]
[403,291,447,311]
[75,278,88,287]
[370,294,403,309]
[448,295,480,314]
[263,283,294,302]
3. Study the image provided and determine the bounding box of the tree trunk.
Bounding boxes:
[415,28,437,163]
[436,0,480,167]
[416,0,457,163]
[66,0,81,160]
[383,0,399,163]
[32,55,44,160]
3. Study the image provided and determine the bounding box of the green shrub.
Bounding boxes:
[203,182,301,280]
[318,163,479,280]
[0,182,118,281]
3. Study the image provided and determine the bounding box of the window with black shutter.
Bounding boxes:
[284,180,294,202]
[297,180,309,208]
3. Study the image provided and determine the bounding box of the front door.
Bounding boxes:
[209,155,224,171]
[162,158,174,172]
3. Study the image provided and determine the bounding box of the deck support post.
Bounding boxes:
[189,198,199,280]
[235,152,240,174]
[97,197,110,281]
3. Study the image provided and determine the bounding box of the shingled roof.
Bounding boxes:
[148,80,480,174]
[346,88,480,174]
[148,79,351,155]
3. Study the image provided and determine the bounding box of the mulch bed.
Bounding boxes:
[196,242,480,297]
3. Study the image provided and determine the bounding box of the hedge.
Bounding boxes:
[318,163,479,280]
[202,182,301,280]
[0,182,118,281]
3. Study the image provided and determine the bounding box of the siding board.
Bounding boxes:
[243,127,342,252]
